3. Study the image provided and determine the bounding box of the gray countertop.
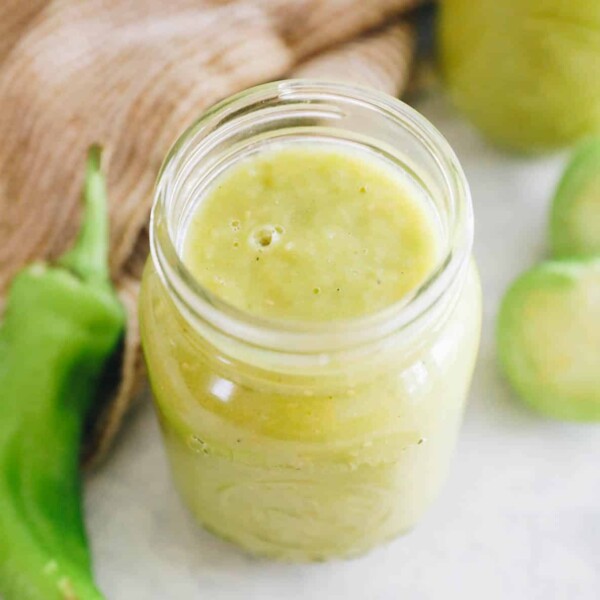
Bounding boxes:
[87,93,600,600]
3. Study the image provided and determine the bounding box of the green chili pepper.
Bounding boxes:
[0,146,124,599]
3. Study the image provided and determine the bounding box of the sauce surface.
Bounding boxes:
[183,145,440,320]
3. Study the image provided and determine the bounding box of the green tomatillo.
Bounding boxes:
[440,0,600,151]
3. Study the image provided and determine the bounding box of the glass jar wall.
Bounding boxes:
[140,81,481,560]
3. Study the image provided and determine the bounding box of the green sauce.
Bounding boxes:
[140,142,481,560]
[183,145,440,320]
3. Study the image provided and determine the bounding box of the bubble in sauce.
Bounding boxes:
[250,224,284,250]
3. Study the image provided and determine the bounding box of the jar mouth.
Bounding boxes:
[151,80,473,354]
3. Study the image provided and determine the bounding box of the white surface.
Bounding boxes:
[87,94,600,600]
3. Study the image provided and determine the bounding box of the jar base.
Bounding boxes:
[194,513,415,563]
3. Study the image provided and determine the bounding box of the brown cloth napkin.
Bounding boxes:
[0,0,425,465]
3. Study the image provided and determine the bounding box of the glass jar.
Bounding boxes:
[140,80,481,561]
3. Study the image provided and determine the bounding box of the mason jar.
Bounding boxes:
[140,80,481,561]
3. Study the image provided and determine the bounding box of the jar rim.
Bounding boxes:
[150,80,473,354]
